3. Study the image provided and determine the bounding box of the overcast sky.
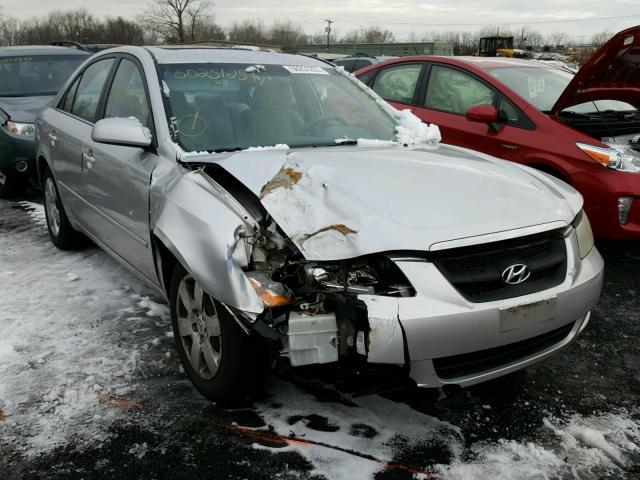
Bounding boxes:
[10,0,640,42]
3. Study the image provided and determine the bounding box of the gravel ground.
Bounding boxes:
[1,191,639,480]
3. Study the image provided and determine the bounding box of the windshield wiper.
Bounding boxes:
[333,139,358,146]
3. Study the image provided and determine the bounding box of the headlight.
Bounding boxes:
[577,142,640,172]
[572,210,594,259]
[6,121,36,137]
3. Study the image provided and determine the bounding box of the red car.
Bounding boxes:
[355,26,640,239]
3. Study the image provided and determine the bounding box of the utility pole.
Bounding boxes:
[325,19,333,53]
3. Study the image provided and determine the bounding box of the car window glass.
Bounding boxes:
[372,64,421,104]
[356,70,375,84]
[498,96,520,123]
[60,76,81,113]
[70,58,114,122]
[425,65,495,115]
[354,59,372,71]
[0,54,87,97]
[104,59,150,126]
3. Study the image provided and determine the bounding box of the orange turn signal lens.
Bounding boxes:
[248,275,291,307]
[576,143,618,168]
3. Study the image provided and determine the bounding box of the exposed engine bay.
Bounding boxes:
[201,164,414,371]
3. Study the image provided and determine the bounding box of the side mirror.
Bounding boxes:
[91,117,152,148]
[465,104,498,124]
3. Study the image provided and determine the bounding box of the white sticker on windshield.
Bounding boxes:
[624,35,634,46]
[283,65,329,75]
[528,77,545,98]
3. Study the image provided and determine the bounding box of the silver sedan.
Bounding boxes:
[35,46,603,404]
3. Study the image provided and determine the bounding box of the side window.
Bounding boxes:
[497,96,535,129]
[353,59,372,71]
[60,76,81,113]
[424,65,495,115]
[498,97,520,123]
[335,59,355,72]
[372,64,422,105]
[356,70,375,85]
[104,59,151,126]
[70,58,115,122]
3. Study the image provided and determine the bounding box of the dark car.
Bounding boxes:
[356,26,640,239]
[0,46,90,197]
[333,56,396,73]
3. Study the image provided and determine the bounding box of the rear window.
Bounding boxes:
[0,55,87,97]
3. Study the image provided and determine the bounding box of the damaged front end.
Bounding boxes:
[169,160,417,383]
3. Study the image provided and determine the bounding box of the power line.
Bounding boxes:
[297,13,640,27]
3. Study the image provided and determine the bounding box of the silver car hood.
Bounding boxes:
[193,144,582,260]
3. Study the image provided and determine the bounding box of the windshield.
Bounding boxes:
[159,63,397,152]
[486,66,574,111]
[0,55,87,97]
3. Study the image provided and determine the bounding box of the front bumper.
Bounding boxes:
[359,228,604,388]
[0,126,35,171]
[574,168,640,239]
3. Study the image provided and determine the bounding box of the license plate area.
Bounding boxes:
[500,297,557,332]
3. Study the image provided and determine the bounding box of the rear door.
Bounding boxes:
[78,56,159,281]
[369,62,426,117]
[49,57,116,219]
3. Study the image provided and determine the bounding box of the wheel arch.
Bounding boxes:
[150,171,264,315]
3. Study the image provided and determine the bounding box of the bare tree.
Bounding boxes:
[548,31,569,48]
[101,16,146,44]
[140,0,219,43]
[341,26,395,44]
[269,20,305,50]
[591,30,613,48]
[228,20,269,44]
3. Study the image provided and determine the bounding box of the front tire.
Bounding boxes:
[42,170,85,249]
[170,264,272,405]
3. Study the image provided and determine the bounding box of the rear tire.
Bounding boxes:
[170,264,272,405]
[42,169,86,250]
[0,169,26,199]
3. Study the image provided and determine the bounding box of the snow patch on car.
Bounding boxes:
[335,65,441,146]
[243,144,290,152]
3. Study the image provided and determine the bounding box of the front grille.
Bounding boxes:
[433,322,574,380]
[432,230,567,303]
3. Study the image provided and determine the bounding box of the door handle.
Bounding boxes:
[83,151,96,169]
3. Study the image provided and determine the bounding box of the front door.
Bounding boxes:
[79,57,159,282]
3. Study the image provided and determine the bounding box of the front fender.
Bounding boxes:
[153,169,264,315]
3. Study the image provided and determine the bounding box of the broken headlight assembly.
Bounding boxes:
[577,142,640,173]
[572,210,594,259]
[275,254,416,298]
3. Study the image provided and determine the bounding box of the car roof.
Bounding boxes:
[0,45,91,56]
[436,56,547,70]
[144,46,330,66]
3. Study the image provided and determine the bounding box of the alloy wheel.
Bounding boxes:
[44,177,60,237]
[176,275,222,380]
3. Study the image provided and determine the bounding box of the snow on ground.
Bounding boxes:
[437,411,640,479]
[0,202,170,455]
[252,380,462,480]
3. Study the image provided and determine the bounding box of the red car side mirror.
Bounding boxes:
[465,104,501,133]
[466,104,498,123]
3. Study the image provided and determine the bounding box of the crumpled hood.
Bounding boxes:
[552,25,640,114]
[0,96,54,123]
[200,144,582,260]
